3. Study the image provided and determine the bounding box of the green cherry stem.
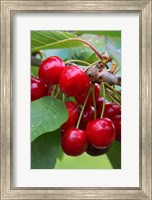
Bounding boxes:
[106,88,121,102]
[113,68,121,75]
[92,84,97,119]
[62,93,65,102]
[40,50,47,60]
[76,86,93,128]
[100,82,106,118]
[104,82,121,101]
[51,85,57,98]
[54,86,60,98]
[47,84,53,96]
[84,60,99,72]
[105,89,121,107]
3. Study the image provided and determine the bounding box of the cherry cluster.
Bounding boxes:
[31,56,121,157]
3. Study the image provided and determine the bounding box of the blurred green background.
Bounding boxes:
[55,150,113,169]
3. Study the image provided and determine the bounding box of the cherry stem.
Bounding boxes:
[39,52,43,60]
[104,82,121,101]
[84,60,99,72]
[32,38,103,60]
[106,88,121,103]
[65,59,90,66]
[100,83,106,118]
[113,68,121,75]
[92,84,97,119]
[47,84,53,96]
[76,86,93,129]
[105,89,121,107]
[42,51,47,59]
[51,85,57,98]
[62,93,65,102]
[54,86,60,98]
[106,88,120,103]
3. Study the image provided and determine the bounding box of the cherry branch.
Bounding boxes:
[86,66,121,86]
[99,71,121,86]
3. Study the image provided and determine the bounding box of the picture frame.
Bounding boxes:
[0,0,151,199]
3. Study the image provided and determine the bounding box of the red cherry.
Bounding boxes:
[113,115,121,142]
[97,102,121,119]
[86,118,115,148]
[61,128,88,156]
[31,76,48,101]
[61,102,79,130]
[96,97,104,107]
[79,106,94,130]
[59,65,90,97]
[38,56,65,85]
[86,143,109,156]
[75,83,100,106]
[104,103,121,119]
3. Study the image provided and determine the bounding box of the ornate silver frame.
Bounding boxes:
[0,0,151,199]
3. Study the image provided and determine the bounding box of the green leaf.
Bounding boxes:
[104,36,121,67]
[67,34,105,64]
[31,130,60,169]
[75,31,121,38]
[31,96,68,142]
[107,141,121,169]
[31,31,85,52]
[67,34,121,68]
[31,65,39,77]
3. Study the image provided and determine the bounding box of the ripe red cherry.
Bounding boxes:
[86,118,115,148]
[79,106,94,130]
[61,102,79,130]
[59,65,90,97]
[75,83,100,106]
[38,56,65,85]
[97,102,121,119]
[113,115,121,142]
[96,97,104,107]
[31,76,48,101]
[104,103,121,120]
[86,143,109,156]
[61,128,88,156]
